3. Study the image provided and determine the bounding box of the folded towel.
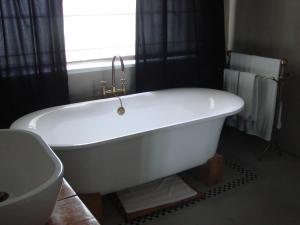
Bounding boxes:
[223,68,239,94]
[223,69,258,130]
[230,52,281,79]
[237,71,258,122]
[254,77,278,140]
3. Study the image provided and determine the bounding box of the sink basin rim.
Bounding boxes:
[0,129,64,206]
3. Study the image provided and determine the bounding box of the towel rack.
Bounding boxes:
[226,50,290,160]
[227,50,290,81]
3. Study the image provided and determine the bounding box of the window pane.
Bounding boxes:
[63,0,136,63]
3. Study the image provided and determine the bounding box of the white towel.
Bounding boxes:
[223,69,258,130]
[229,52,281,141]
[223,68,240,94]
[237,71,258,122]
[230,52,281,79]
[117,175,197,213]
[223,69,241,127]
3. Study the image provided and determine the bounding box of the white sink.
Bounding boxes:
[0,130,63,225]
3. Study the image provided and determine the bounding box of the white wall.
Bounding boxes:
[68,65,136,103]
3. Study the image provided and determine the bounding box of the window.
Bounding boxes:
[63,0,136,69]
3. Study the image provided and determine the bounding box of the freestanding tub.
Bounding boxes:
[11,88,243,195]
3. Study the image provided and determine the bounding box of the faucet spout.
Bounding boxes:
[100,55,127,98]
[112,55,125,89]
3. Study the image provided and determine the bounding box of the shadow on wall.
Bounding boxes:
[232,0,300,155]
[68,66,136,103]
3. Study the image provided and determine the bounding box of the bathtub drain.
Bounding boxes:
[0,192,9,202]
[117,106,125,115]
[116,96,125,116]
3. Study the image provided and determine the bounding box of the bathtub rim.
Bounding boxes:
[10,88,244,150]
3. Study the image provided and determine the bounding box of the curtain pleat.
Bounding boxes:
[0,0,69,128]
[135,0,225,92]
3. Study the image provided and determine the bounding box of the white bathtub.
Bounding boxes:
[11,88,243,194]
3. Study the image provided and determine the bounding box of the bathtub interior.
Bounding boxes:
[11,88,243,148]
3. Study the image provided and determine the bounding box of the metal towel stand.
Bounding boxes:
[226,51,290,160]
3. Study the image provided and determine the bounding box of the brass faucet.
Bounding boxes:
[101,56,126,97]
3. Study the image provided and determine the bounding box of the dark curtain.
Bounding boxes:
[0,0,69,128]
[136,0,225,92]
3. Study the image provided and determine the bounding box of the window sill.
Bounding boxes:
[67,59,135,75]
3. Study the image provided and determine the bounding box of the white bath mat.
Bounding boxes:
[116,175,199,214]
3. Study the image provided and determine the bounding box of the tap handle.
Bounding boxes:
[120,78,126,94]
[120,78,126,84]
[100,81,107,96]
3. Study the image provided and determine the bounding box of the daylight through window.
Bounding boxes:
[63,0,136,67]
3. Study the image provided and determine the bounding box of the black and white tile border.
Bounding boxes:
[118,160,258,225]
